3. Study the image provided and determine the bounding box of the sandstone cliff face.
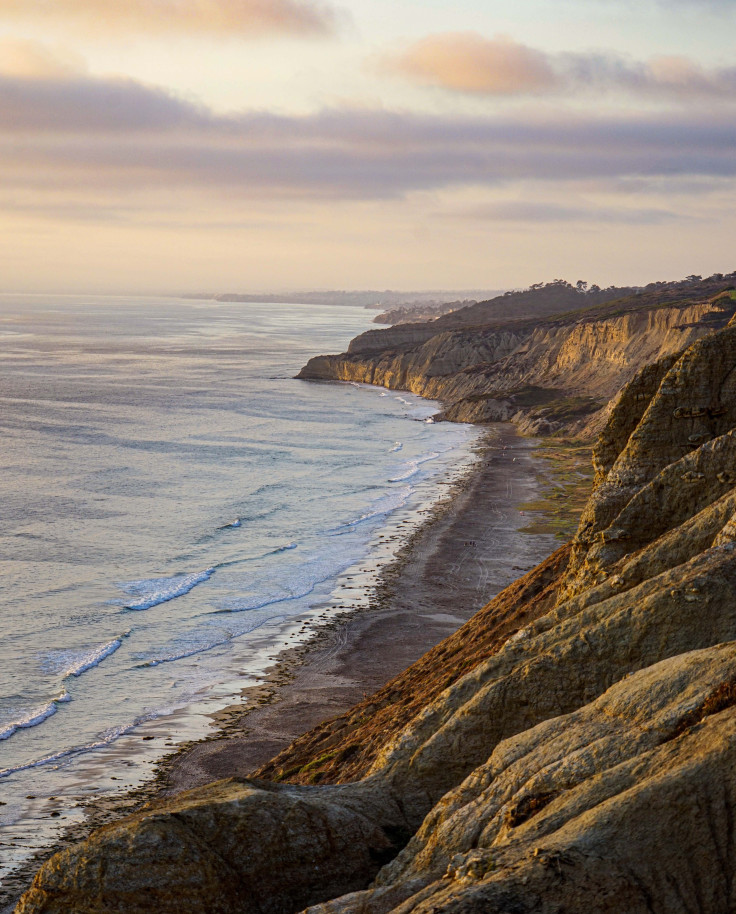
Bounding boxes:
[16,317,736,914]
[300,293,736,435]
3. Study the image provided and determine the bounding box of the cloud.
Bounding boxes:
[452,201,682,225]
[0,69,734,209]
[0,0,340,37]
[380,33,557,96]
[602,0,736,9]
[0,73,211,132]
[566,52,736,99]
[0,38,86,78]
[381,31,736,100]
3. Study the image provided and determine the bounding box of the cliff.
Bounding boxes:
[15,302,736,913]
[299,277,736,435]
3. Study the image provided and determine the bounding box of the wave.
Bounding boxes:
[138,617,272,666]
[0,711,167,780]
[40,634,129,681]
[196,506,282,544]
[0,691,68,742]
[388,452,440,483]
[1,635,127,742]
[328,486,412,535]
[219,537,367,616]
[120,568,215,611]
[390,442,403,452]
[214,579,317,615]
[118,545,298,612]
[211,543,299,572]
[268,542,297,555]
[63,638,124,679]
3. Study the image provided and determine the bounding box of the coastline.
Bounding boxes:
[157,423,558,794]
[1,424,559,911]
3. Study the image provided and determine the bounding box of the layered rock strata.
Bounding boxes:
[16,316,736,914]
[300,284,736,434]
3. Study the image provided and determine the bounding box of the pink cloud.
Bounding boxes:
[381,32,557,96]
[382,31,736,101]
[0,38,86,78]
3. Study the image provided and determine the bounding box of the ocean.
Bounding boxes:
[0,295,477,880]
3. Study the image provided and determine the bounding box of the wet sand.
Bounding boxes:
[1,424,558,910]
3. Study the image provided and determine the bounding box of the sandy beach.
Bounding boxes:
[1,424,559,910]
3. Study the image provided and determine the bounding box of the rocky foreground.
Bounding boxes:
[15,290,736,913]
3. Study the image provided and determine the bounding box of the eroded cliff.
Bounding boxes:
[300,279,736,435]
[15,305,736,913]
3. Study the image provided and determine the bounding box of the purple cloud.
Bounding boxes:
[0,71,734,204]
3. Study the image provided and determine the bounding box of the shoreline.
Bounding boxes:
[1,424,559,910]
[156,424,558,794]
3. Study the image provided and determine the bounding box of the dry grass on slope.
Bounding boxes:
[255,544,571,786]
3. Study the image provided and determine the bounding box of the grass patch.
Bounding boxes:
[519,440,594,540]
[299,749,340,774]
[535,396,605,423]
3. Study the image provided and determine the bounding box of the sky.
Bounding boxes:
[1,0,736,293]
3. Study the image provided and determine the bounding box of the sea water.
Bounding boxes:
[0,295,476,881]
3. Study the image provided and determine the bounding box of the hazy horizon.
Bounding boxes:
[1,0,735,293]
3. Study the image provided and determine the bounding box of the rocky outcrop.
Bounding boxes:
[300,280,736,435]
[16,312,736,914]
[565,317,736,596]
[309,646,736,914]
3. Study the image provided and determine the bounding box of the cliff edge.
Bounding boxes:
[299,276,736,435]
[14,302,736,913]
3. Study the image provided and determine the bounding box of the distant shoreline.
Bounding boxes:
[180,289,504,309]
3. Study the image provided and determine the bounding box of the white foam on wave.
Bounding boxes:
[388,452,440,483]
[63,638,124,679]
[140,617,270,667]
[0,691,68,743]
[271,542,297,554]
[390,442,403,452]
[120,568,215,611]
[220,536,369,616]
[212,543,299,575]
[0,709,169,780]
[40,635,129,679]
[218,579,317,614]
[328,485,412,535]
[1,634,127,743]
